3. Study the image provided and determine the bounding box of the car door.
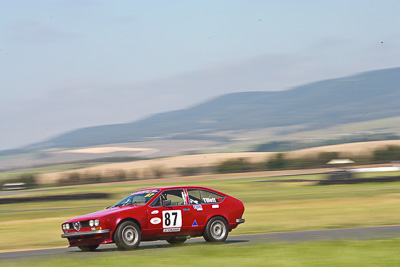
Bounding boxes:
[147,189,193,237]
[186,188,207,235]
[186,188,226,235]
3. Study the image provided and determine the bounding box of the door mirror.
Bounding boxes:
[162,199,172,206]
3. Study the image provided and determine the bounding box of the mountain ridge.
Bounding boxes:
[6,67,400,153]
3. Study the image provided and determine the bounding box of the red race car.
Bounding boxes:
[61,186,245,251]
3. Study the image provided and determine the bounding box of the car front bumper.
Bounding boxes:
[236,218,245,224]
[61,229,110,238]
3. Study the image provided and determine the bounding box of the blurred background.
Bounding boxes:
[1,1,400,266]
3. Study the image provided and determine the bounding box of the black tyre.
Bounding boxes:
[78,245,99,251]
[203,216,228,243]
[166,237,187,245]
[114,221,141,250]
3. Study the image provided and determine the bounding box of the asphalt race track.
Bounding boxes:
[1,225,400,262]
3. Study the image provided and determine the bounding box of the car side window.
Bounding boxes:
[187,189,202,204]
[150,195,162,207]
[199,190,225,204]
[150,189,187,207]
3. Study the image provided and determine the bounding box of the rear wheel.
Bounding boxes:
[203,216,228,243]
[78,245,99,251]
[166,237,187,245]
[114,221,141,250]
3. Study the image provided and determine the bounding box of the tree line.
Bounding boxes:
[2,146,400,188]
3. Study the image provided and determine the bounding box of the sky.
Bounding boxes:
[1,0,400,150]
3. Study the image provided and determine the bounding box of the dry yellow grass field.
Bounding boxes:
[37,140,400,184]
[288,140,400,158]
[37,152,274,184]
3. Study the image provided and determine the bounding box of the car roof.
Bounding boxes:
[143,186,207,190]
[134,186,226,195]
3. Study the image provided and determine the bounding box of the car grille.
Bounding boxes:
[66,220,91,230]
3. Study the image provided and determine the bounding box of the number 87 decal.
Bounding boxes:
[162,210,182,228]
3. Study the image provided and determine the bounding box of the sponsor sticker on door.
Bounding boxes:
[163,228,181,232]
[193,205,203,211]
[150,217,161,225]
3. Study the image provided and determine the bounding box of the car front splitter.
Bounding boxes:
[61,229,110,238]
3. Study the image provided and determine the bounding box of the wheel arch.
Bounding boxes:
[202,214,228,234]
[112,217,141,242]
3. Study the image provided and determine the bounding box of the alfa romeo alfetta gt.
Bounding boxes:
[61,186,245,251]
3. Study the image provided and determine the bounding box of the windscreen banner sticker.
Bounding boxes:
[132,189,159,195]
[203,198,217,203]
[162,210,182,228]
[193,205,203,211]
[150,217,161,225]
[163,228,181,232]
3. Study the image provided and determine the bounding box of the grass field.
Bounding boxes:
[3,239,400,266]
[0,163,99,181]
[1,173,400,252]
[2,139,400,185]
[285,116,400,141]
[30,139,400,184]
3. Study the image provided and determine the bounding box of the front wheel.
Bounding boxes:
[203,216,228,243]
[78,245,99,251]
[114,221,141,250]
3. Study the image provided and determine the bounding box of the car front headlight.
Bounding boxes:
[94,219,100,226]
[89,220,94,227]
[65,223,70,230]
[62,224,66,230]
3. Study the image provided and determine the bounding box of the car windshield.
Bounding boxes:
[109,189,160,208]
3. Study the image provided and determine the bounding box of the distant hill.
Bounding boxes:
[8,67,400,151]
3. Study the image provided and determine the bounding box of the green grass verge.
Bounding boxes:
[3,239,400,266]
[354,171,400,179]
